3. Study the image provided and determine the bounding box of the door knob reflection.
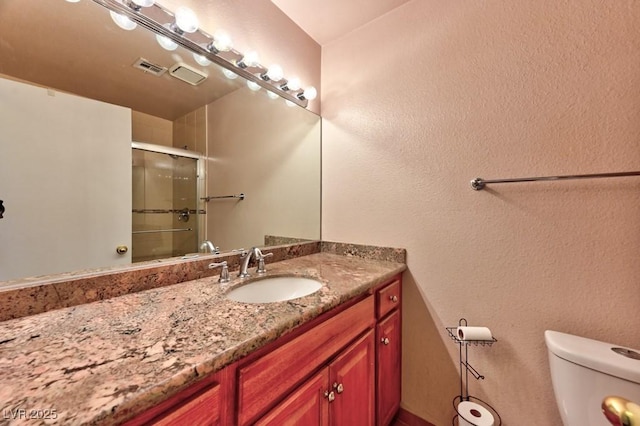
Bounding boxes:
[602,396,640,426]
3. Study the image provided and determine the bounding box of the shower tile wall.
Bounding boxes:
[173,106,207,253]
[173,106,206,154]
[132,150,176,262]
[130,109,205,261]
[132,111,176,262]
[132,111,173,147]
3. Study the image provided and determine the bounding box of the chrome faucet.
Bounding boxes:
[238,247,273,278]
[208,261,229,283]
[200,240,219,254]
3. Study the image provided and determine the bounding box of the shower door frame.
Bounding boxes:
[131,141,206,260]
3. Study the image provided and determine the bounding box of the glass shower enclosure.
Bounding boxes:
[131,142,204,263]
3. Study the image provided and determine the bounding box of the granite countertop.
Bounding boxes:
[0,252,405,426]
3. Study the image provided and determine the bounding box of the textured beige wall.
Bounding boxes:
[321,1,640,424]
[206,88,321,252]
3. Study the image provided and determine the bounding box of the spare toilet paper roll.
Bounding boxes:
[458,400,494,426]
[457,326,493,341]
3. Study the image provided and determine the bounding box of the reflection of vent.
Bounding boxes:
[132,58,167,76]
[169,63,207,86]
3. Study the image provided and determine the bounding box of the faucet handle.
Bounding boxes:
[255,250,274,274]
[208,261,230,283]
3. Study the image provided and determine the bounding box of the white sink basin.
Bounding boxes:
[226,276,322,303]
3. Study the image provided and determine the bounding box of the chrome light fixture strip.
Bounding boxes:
[92,0,308,107]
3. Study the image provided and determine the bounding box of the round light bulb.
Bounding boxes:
[302,86,317,100]
[240,51,260,68]
[222,69,238,80]
[286,77,301,91]
[131,0,154,6]
[156,33,178,51]
[212,30,233,52]
[193,53,211,67]
[265,64,284,82]
[247,81,261,92]
[175,7,199,33]
[267,91,279,100]
[110,11,137,31]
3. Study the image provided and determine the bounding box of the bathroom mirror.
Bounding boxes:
[0,0,320,283]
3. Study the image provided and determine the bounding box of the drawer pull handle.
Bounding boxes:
[333,382,344,394]
[389,295,398,303]
[381,337,390,345]
[324,390,336,402]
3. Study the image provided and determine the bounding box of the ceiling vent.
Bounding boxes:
[169,63,207,86]
[132,58,167,76]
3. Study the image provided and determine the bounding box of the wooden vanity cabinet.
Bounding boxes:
[125,274,403,426]
[256,330,375,426]
[375,278,402,426]
[237,296,375,425]
[123,365,235,426]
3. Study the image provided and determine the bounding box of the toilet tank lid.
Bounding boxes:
[545,330,640,385]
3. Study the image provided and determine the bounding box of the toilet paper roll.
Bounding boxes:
[458,401,494,426]
[457,326,493,341]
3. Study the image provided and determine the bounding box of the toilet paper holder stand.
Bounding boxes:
[446,318,501,425]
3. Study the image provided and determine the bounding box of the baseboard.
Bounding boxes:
[395,407,436,426]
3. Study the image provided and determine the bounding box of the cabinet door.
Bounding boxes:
[151,383,221,426]
[376,309,401,426]
[329,330,375,426]
[256,368,329,426]
[237,296,374,425]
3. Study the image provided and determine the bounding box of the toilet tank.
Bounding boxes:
[545,330,640,426]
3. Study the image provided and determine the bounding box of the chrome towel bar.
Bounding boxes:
[471,171,640,191]
[201,193,245,202]
[132,228,193,234]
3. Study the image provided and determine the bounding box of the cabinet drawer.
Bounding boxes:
[237,296,375,425]
[151,382,220,426]
[376,279,401,319]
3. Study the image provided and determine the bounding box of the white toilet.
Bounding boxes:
[545,330,640,425]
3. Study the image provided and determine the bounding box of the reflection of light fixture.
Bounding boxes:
[247,81,261,91]
[267,91,279,100]
[297,86,317,101]
[156,33,178,51]
[281,77,301,92]
[174,7,199,33]
[65,0,81,3]
[285,100,296,107]
[237,51,260,69]
[193,53,211,66]
[261,64,284,82]
[110,11,137,30]
[209,30,233,53]
[222,69,238,80]
[94,0,314,108]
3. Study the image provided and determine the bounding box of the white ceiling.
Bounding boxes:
[271,0,412,45]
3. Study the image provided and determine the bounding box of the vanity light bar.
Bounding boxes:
[92,0,311,107]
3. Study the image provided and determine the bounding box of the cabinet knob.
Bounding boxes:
[324,390,336,402]
[389,295,398,303]
[333,382,344,394]
[381,337,390,345]
[116,245,128,255]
